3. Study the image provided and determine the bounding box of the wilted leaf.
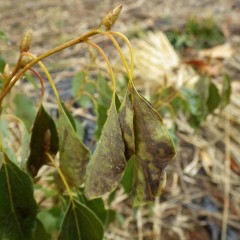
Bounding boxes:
[14,94,36,130]
[58,199,103,240]
[94,103,108,139]
[207,82,221,113]
[132,88,176,206]
[60,102,76,131]
[85,97,126,199]
[27,104,59,177]
[118,87,135,159]
[0,153,37,240]
[221,75,231,108]
[57,103,90,186]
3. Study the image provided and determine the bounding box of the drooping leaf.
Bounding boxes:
[118,87,135,159]
[60,101,76,131]
[207,82,221,113]
[85,97,126,199]
[58,199,103,240]
[94,103,108,139]
[57,103,90,186]
[33,219,51,240]
[27,104,59,177]
[14,94,36,130]
[0,153,37,240]
[132,88,176,206]
[221,74,231,108]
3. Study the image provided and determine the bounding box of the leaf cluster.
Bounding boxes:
[0,8,176,239]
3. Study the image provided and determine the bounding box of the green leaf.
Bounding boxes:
[0,30,8,43]
[0,153,37,240]
[85,97,127,199]
[0,54,6,73]
[37,207,63,236]
[181,87,202,116]
[180,86,205,128]
[14,94,36,130]
[57,103,90,186]
[58,199,103,240]
[118,87,135,159]
[72,71,95,108]
[221,74,231,108]
[207,82,221,113]
[0,118,18,163]
[120,156,135,194]
[72,71,86,97]
[96,74,112,105]
[24,72,38,91]
[33,219,51,240]
[27,104,59,177]
[132,88,176,206]
[74,118,84,140]
[196,77,210,100]
[60,102,76,131]
[80,195,108,225]
[94,103,108,139]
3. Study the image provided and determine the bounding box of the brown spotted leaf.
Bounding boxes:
[84,97,126,199]
[27,104,59,177]
[57,102,90,187]
[118,87,135,160]
[132,87,176,206]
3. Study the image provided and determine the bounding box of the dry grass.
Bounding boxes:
[1,1,240,239]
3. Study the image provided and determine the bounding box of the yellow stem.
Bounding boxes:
[38,62,61,105]
[45,152,81,239]
[45,152,74,204]
[98,30,133,85]
[0,29,99,102]
[110,31,134,76]
[22,52,61,106]
[86,40,116,96]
